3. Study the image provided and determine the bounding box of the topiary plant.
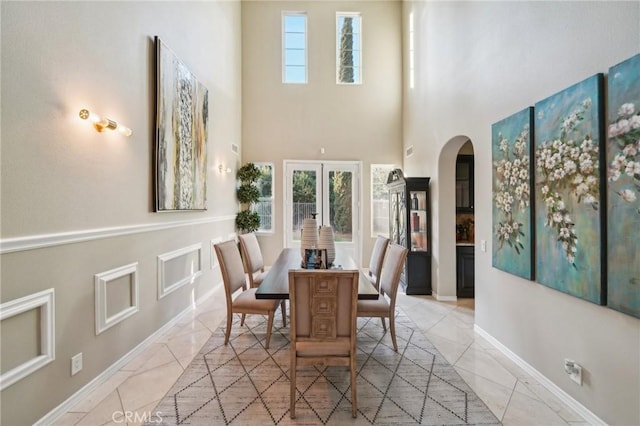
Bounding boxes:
[235,162,261,233]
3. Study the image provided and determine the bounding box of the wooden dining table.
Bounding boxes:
[255,248,380,300]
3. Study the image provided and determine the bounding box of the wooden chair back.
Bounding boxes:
[288,269,359,418]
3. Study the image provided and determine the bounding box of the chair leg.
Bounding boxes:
[290,351,297,418]
[280,300,287,327]
[240,313,246,326]
[380,317,387,331]
[265,312,274,349]
[350,354,357,418]
[389,314,398,352]
[224,310,233,345]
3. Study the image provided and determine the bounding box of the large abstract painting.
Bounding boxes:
[155,37,208,211]
[492,107,535,280]
[534,74,606,305]
[607,53,640,318]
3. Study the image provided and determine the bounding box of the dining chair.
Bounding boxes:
[214,240,285,349]
[363,235,390,291]
[357,243,408,352]
[288,269,359,419]
[239,232,286,327]
[238,232,268,288]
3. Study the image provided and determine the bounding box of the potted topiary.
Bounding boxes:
[235,162,261,233]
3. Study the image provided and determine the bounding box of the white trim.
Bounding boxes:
[157,244,203,300]
[34,286,221,426]
[95,263,139,335]
[474,324,606,426]
[0,215,235,255]
[0,288,55,391]
[210,237,223,270]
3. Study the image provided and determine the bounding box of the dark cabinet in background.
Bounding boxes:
[387,170,431,295]
[456,155,474,212]
[456,245,475,297]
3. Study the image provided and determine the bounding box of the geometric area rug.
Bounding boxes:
[149,308,501,425]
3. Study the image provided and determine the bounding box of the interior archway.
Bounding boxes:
[432,135,474,300]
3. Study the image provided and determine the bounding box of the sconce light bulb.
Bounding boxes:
[79,108,102,124]
[117,125,133,137]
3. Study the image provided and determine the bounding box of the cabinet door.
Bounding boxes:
[409,190,428,252]
[456,247,475,297]
[456,155,474,212]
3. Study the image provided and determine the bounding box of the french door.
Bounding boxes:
[284,161,361,264]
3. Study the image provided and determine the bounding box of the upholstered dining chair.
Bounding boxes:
[288,269,359,419]
[239,232,286,327]
[357,243,408,352]
[238,232,268,288]
[363,235,390,290]
[214,240,285,349]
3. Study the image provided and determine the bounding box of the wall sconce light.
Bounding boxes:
[79,109,132,137]
[218,164,232,174]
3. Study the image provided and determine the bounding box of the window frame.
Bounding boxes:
[336,12,362,85]
[282,12,308,84]
[370,164,394,238]
[253,162,275,234]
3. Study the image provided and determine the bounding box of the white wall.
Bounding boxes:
[241,0,403,264]
[0,2,241,424]
[403,1,640,424]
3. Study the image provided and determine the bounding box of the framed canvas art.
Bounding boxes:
[491,107,535,280]
[155,36,209,211]
[533,74,606,305]
[607,53,640,318]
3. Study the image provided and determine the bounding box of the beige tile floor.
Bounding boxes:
[54,287,589,426]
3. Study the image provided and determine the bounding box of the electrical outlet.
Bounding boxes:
[564,358,582,385]
[71,353,83,376]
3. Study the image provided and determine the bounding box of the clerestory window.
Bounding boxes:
[336,12,362,84]
[283,13,307,84]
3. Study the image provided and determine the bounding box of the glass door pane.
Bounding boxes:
[285,161,360,264]
[286,163,321,243]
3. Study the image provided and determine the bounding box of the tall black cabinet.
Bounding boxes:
[387,170,432,295]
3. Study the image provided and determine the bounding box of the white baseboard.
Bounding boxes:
[35,284,221,426]
[474,324,606,426]
[433,291,457,302]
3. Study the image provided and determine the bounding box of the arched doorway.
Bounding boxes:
[433,136,474,300]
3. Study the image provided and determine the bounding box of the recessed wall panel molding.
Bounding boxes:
[0,215,235,255]
[95,263,139,335]
[157,243,203,300]
[0,288,55,391]
[210,237,223,270]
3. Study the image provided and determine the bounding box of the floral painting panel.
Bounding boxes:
[534,74,605,305]
[607,53,640,318]
[155,37,209,211]
[492,107,534,280]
